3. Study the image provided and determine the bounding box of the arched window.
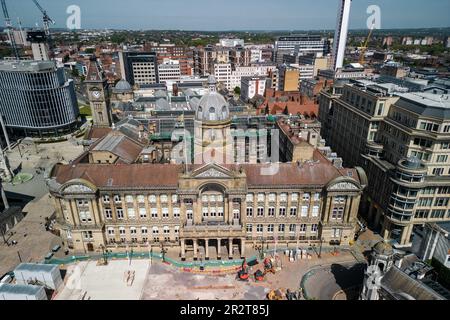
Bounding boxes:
[197,106,203,119]
[209,107,216,121]
[221,106,228,120]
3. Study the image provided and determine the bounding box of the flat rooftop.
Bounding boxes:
[0,60,56,72]
[14,263,58,273]
[396,92,450,109]
[0,283,44,296]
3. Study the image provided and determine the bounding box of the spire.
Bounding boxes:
[86,59,103,82]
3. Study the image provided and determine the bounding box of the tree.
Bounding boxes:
[234,86,241,95]
[283,106,289,115]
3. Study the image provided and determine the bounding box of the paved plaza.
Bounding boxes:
[53,249,359,300]
[0,139,85,276]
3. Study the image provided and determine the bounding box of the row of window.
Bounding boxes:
[246,223,319,234]
[102,194,178,204]
[106,226,179,236]
[104,207,181,220]
[246,192,322,203]
[414,209,450,219]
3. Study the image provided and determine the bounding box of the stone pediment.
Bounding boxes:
[328,181,359,191]
[62,180,96,194]
[192,164,233,179]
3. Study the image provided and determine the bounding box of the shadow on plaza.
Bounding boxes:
[330,263,366,300]
[3,191,35,211]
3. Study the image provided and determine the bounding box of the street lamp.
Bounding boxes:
[100,244,108,265]
[161,242,168,263]
[318,237,325,258]
[254,237,265,260]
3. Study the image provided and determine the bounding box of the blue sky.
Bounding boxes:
[5,0,450,31]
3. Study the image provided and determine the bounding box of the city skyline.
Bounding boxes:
[4,0,450,31]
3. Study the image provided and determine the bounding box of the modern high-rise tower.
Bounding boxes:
[332,0,352,71]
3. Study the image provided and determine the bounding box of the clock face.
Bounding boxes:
[92,91,101,99]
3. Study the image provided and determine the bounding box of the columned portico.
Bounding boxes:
[179,237,245,261]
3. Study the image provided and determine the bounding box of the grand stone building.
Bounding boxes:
[47,77,367,259]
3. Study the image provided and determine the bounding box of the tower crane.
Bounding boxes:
[1,0,19,59]
[359,23,375,66]
[31,0,55,37]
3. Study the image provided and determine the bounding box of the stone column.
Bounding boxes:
[400,224,413,246]
[224,197,229,224]
[343,196,351,223]
[240,238,245,258]
[193,239,198,261]
[181,239,186,261]
[228,197,234,224]
[217,238,221,260]
[228,237,233,259]
[205,238,209,260]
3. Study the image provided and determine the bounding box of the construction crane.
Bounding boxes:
[1,0,19,59]
[358,23,375,66]
[31,0,55,37]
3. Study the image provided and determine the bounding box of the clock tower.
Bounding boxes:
[85,59,112,127]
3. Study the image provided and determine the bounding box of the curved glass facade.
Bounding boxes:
[0,61,79,133]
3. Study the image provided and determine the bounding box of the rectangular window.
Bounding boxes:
[279,207,286,217]
[268,207,275,217]
[311,224,318,233]
[257,193,265,202]
[299,224,307,233]
[105,209,112,219]
[246,207,253,217]
[434,198,449,207]
[280,193,288,202]
[117,208,124,219]
[291,193,299,202]
[139,207,147,218]
[151,208,158,218]
[125,195,134,203]
[114,195,122,203]
[141,227,148,234]
[289,224,296,233]
[301,206,309,217]
[102,195,110,203]
[332,228,341,238]
[312,206,320,217]
[246,224,253,233]
[290,207,297,216]
[82,231,93,240]
[313,193,320,201]
[149,195,157,203]
[268,193,276,202]
[257,207,264,217]
[162,208,169,218]
[173,207,180,218]
[267,224,274,233]
[302,193,310,202]
[256,224,263,233]
[246,194,254,202]
[127,208,136,219]
[279,224,285,232]
[137,195,145,203]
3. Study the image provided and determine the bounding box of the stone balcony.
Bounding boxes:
[180,221,244,238]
